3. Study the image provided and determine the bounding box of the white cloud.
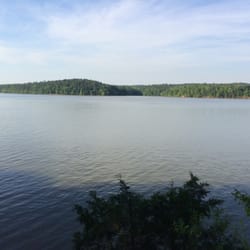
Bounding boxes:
[44,0,250,48]
[1,0,250,83]
[0,42,52,65]
[46,1,140,45]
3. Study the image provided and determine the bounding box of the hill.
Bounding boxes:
[0,79,141,96]
[0,79,249,98]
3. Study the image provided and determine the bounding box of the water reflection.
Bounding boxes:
[1,95,250,249]
[0,168,250,250]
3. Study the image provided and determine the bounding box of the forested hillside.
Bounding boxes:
[135,83,250,98]
[0,79,249,98]
[0,79,141,96]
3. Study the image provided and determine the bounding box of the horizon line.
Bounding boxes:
[0,78,249,86]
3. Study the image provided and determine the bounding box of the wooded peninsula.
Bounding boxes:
[0,79,249,98]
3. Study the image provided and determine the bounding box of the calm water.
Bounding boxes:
[0,94,250,249]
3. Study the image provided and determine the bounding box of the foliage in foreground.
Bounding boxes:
[73,174,249,250]
[234,189,250,216]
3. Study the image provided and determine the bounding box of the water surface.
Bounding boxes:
[0,94,250,249]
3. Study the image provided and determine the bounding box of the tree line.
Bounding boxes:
[0,79,141,96]
[134,83,250,98]
[0,79,249,98]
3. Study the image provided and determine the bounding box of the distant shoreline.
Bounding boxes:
[1,92,250,100]
[0,79,249,99]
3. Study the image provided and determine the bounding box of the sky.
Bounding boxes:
[0,0,250,84]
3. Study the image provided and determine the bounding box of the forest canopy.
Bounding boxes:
[0,79,249,98]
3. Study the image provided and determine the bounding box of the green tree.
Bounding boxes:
[73,174,249,250]
[233,190,250,216]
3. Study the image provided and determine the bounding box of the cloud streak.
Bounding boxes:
[0,0,250,83]
[45,1,250,46]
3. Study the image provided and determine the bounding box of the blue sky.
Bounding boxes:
[0,0,250,84]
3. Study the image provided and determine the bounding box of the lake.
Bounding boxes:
[0,94,250,249]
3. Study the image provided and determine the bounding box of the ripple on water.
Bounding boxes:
[0,95,250,249]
